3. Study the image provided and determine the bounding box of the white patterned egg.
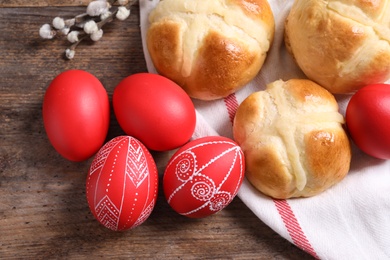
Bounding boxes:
[86,136,158,231]
[163,136,245,218]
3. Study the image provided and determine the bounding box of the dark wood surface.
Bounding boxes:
[0,2,314,259]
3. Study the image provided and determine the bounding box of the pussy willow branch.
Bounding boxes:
[39,0,140,59]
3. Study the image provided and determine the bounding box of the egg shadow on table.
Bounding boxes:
[16,103,133,257]
[347,141,386,173]
[142,175,237,258]
[16,102,311,258]
[145,170,315,259]
[38,169,211,258]
[26,153,139,257]
[22,110,208,258]
[222,197,316,259]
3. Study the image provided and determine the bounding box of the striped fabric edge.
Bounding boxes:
[274,199,319,258]
[223,93,319,259]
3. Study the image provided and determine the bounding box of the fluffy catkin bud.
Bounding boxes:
[65,49,75,59]
[67,31,80,43]
[90,29,103,41]
[116,6,130,21]
[84,20,99,34]
[87,1,110,16]
[52,17,65,30]
[39,24,56,39]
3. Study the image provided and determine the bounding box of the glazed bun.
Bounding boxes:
[147,0,275,100]
[233,79,351,199]
[285,0,390,94]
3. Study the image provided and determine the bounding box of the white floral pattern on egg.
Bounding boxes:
[163,136,245,218]
[86,136,158,231]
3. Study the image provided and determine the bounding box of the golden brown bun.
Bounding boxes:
[233,79,351,199]
[147,0,275,100]
[284,0,390,94]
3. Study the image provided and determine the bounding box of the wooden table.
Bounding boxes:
[0,1,314,259]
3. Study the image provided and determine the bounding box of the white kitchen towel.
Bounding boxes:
[139,0,390,259]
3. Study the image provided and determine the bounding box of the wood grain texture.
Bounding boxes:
[0,2,314,259]
[0,1,90,7]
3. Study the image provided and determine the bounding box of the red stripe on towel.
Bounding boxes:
[224,93,239,124]
[223,93,318,258]
[274,199,319,259]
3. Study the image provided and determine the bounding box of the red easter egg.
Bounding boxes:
[43,70,110,162]
[346,83,390,159]
[86,136,158,231]
[163,136,245,218]
[113,73,196,152]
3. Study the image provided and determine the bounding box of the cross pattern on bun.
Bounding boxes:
[147,0,275,100]
[233,79,351,199]
[285,0,390,94]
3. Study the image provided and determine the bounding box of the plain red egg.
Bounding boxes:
[86,136,158,231]
[42,70,110,162]
[163,136,245,218]
[113,73,196,151]
[346,83,390,159]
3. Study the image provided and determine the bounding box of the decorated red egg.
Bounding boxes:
[163,136,245,218]
[86,136,158,231]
